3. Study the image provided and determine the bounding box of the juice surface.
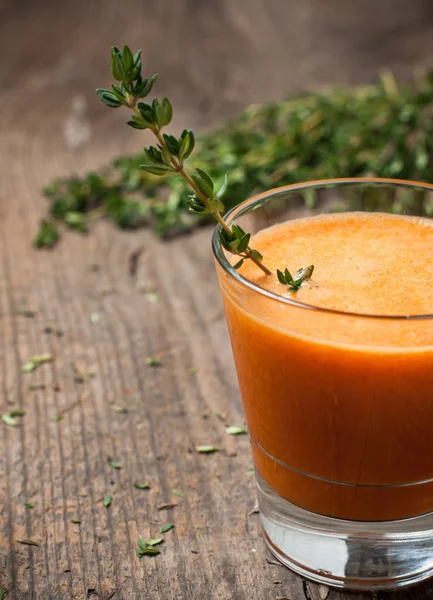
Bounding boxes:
[239,211,433,316]
[218,212,433,520]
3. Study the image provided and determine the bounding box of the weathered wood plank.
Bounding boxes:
[2,0,433,598]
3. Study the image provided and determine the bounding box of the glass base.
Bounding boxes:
[257,473,433,590]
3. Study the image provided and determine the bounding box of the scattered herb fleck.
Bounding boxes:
[16,309,37,318]
[28,383,46,391]
[157,503,177,511]
[90,312,101,324]
[113,405,128,414]
[160,523,174,533]
[136,536,161,557]
[133,482,150,490]
[136,546,160,558]
[34,220,59,248]
[21,353,53,373]
[145,291,159,304]
[215,412,226,422]
[145,356,161,367]
[54,414,64,423]
[225,425,248,436]
[71,519,81,524]
[172,489,183,498]
[146,537,164,547]
[24,502,35,509]
[188,367,198,375]
[1,409,25,427]
[21,361,37,373]
[103,494,112,507]
[273,580,282,585]
[16,538,39,547]
[108,459,122,470]
[195,445,219,454]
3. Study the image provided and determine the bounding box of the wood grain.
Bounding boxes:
[1,0,433,598]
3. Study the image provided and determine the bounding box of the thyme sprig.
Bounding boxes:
[96,45,312,289]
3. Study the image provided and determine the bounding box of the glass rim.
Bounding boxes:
[212,177,433,321]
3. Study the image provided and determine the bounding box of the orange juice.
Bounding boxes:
[217,212,433,521]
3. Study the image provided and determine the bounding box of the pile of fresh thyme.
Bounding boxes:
[92,45,313,289]
[36,70,433,251]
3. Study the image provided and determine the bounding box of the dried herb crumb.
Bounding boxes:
[0,589,4,599]
[195,445,219,454]
[225,425,248,436]
[273,580,282,584]
[71,519,81,524]
[157,503,177,511]
[133,482,150,490]
[103,494,112,507]
[28,383,46,391]
[54,414,64,422]
[16,309,37,318]
[16,538,39,547]
[24,502,35,509]
[188,367,198,375]
[90,312,101,324]
[160,522,174,533]
[172,489,183,498]
[113,405,128,414]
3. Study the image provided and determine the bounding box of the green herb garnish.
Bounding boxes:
[95,45,311,286]
[195,445,219,454]
[108,459,122,470]
[103,494,112,507]
[34,220,59,248]
[277,265,315,292]
[136,536,162,558]
[144,291,159,304]
[71,519,81,524]
[145,356,161,367]
[1,409,25,427]
[160,523,174,534]
[24,502,35,509]
[225,425,248,436]
[172,489,183,498]
[133,482,150,490]
[21,353,53,373]
[146,537,164,547]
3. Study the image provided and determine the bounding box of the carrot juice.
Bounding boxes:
[217,211,433,521]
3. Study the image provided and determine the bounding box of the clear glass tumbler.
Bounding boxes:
[212,178,433,590]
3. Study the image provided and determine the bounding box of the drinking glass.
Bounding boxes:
[212,178,433,590]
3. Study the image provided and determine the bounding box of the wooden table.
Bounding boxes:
[2,1,433,598]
